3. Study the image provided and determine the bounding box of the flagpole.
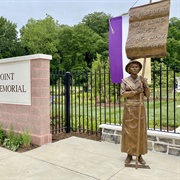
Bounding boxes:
[135,0,152,170]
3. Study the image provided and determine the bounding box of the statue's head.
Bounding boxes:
[125,60,142,74]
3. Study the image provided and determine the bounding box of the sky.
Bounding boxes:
[0,0,179,30]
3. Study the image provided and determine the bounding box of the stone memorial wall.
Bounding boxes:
[0,54,52,146]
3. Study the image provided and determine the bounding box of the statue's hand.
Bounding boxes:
[136,87,144,94]
[139,76,148,88]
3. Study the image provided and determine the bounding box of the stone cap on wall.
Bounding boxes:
[99,124,180,140]
[0,54,52,64]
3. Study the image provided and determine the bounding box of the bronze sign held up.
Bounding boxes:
[126,0,170,59]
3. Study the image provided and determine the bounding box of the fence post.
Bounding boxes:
[65,72,71,133]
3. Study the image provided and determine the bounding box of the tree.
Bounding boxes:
[81,12,111,37]
[73,24,102,67]
[57,24,102,71]
[91,54,111,102]
[20,14,60,70]
[81,12,111,60]
[151,60,175,89]
[163,17,180,70]
[0,16,20,58]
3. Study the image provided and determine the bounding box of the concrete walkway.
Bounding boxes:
[0,137,179,180]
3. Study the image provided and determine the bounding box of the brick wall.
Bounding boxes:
[0,54,52,146]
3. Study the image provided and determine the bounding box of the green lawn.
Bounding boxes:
[50,89,180,132]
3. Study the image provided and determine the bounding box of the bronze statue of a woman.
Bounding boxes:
[121,60,150,165]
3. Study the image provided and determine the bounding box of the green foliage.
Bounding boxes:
[81,12,110,60]
[3,136,23,152]
[176,92,180,101]
[57,24,102,71]
[1,13,180,73]
[50,85,180,132]
[0,125,6,144]
[0,16,22,58]
[91,54,109,97]
[71,65,90,87]
[20,14,61,71]
[1,125,31,151]
[91,54,121,103]
[8,125,15,140]
[3,125,22,151]
[81,12,111,38]
[163,17,180,69]
[151,60,175,88]
[21,130,31,148]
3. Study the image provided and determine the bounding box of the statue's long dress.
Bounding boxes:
[121,76,150,156]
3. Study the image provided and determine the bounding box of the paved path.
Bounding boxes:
[0,137,179,180]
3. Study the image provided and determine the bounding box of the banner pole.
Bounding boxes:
[135,57,147,169]
[135,0,152,170]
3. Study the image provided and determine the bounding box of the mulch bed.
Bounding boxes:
[0,132,101,153]
[52,131,101,143]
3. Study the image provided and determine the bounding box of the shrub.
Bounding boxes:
[3,136,23,152]
[21,130,31,148]
[8,125,15,140]
[2,125,31,152]
[0,125,6,144]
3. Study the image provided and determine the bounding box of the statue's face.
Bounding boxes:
[129,63,140,75]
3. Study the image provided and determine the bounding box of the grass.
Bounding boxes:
[21,130,31,148]
[146,99,180,130]
[50,90,180,132]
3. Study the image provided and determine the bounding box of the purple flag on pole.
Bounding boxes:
[109,15,129,83]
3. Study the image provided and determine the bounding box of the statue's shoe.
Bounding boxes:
[138,155,146,165]
[125,155,132,164]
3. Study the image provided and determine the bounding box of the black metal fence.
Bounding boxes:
[50,64,180,135]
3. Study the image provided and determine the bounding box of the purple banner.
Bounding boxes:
[109,15,129,83]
